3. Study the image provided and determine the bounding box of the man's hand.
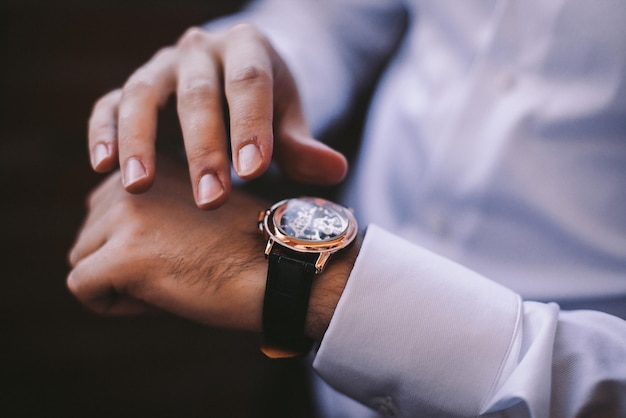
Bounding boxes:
[68,159,268,331]
[67,158,359,339]
[88,24,348,209]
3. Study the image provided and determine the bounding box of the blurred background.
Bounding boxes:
[0,1,316,416]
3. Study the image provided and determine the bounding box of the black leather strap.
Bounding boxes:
[262,248,317,355]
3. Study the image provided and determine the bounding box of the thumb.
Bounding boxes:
[271,66,347,184]
[275,129,348,185]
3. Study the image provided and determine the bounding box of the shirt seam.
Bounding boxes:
[479,294,523,413]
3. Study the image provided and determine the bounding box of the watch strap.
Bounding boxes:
[262,249,317,358]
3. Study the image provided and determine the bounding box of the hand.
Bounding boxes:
[88,24,348,209]
[68,158,268,331]
[67,158,359,338]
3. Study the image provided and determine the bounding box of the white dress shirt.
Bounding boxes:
[209,0,626,416]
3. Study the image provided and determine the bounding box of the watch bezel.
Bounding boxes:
[259,197,358,254]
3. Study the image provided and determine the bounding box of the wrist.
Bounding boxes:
[257,197,360,357]
[305,233,363,341]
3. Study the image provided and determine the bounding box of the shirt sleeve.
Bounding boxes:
[313,224,626,417]
[203,0,407,137]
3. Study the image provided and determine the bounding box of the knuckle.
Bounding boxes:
[227,22,261,39]
[66,271,81,295]
[116,125,143,147]
[88,116,116,138]
[231,113,269,135]
[152,46,174,61]
[229,65,271,86]
[93,89,121,110]
[122,78,156,99]
[112,197,141,220]
[90,91,122,128]
[188,144,218,160]
[119,47,176,104]
[187,144,226,167]
[178,27,210,48]
[123,52,173,98]
[226,23,271,50]
[108,209,147,246]
[178,82,217,108]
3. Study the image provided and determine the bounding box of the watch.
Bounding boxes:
[258,197,358,358]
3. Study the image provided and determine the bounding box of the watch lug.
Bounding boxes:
[315,252,332,273]
[264,238,275,257]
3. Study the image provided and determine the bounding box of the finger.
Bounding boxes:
[118,47,176,194]
[67,248,121,315]
[67,250,153,316]
[276,132,348,185]
[68,173,127,267]
[67,199,115,267]
[272,63,348,184]
[176,28,230,209]
[88,90,122,172]
[222,24,274,180]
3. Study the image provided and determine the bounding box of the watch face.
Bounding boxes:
[277,198,349,242]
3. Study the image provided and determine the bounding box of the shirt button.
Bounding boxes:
[371,396,399,417]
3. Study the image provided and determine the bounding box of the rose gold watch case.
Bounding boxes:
[258,197,358,273]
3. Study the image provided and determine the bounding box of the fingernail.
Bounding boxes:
[124,157,147,187]
[92,143,110,169]
[238,143,262,177]
[198,173,223,205]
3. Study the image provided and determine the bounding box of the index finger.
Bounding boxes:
[117,48,176,193]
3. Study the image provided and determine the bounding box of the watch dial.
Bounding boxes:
[278,198,348,242]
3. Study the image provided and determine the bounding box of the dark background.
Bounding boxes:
[0,1,316,417]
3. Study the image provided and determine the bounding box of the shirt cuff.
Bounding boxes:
[313,224,522,416]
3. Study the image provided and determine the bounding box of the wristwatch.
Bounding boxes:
[258,197,358,358]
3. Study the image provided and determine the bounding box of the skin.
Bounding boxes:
[87,24,348,209]
[73,24,360,343]
[67,158,361,340]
